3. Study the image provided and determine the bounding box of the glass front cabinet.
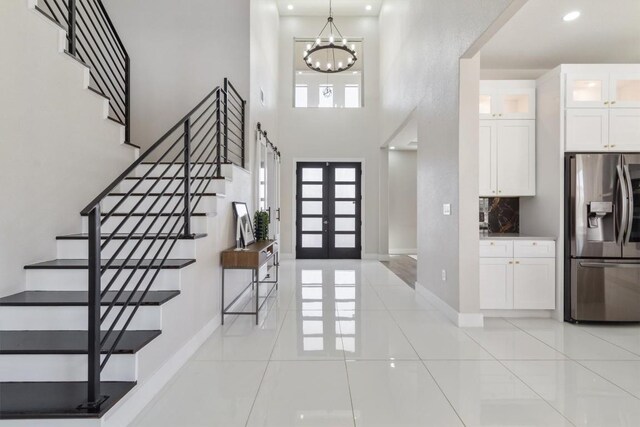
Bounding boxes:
[479,80,536,120]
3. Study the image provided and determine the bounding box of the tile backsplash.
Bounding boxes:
[479,197,519,233]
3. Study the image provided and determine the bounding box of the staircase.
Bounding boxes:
[0,0,247,422]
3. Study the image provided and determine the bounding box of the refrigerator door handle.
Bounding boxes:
[624,164,634,244]
[617,164,629,245]
[580,261,640,269]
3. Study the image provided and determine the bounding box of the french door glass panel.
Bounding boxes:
[296,162,361,259]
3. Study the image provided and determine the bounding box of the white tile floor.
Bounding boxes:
[132,260,640,426]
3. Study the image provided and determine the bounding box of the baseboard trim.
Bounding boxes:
[388,249,417,255]
[415,283,484,327]
[103,314,221,426]
[482,309,553,318]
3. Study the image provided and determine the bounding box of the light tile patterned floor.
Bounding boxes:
[132,260,640,427]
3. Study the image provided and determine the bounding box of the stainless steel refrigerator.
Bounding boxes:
[567,153,640,322]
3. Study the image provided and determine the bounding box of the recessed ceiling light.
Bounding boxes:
[287,4,294,10]
[563,11,580,22]
[389,146,396,150]
[365,5,372,11]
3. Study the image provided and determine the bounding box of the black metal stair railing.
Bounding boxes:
[35,0,130,143]
[79,79,246,409]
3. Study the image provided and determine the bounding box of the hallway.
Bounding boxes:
[132,260,640,426]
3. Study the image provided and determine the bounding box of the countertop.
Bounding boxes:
[479,232,556,241]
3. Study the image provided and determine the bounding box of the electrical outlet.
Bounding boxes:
[441,269,447,281]
[443,203,451,215]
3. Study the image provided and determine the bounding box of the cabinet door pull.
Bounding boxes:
[611,101,617,105]
[515,260,520,264]
[508,261,513,264]
[532,242,537,246]
[604,101,610,105]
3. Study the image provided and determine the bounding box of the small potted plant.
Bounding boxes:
[254,210,270,241]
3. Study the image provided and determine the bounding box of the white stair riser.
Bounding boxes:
[0,354,136,382]
[26,268,181,291]
[82,215,209,234]
[102,194,219,215]
[118,178,228,194]
[56,239,196,260]
[0,306,161,331]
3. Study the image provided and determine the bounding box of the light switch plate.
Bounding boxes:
[443,203,451,215]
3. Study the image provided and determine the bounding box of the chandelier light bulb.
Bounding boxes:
[351,44,355,50]
[306,43,311,50]
[338,61,343,68]
[343,38,347,45]
[327,63,332,69]
[329,35,334,43]
[348,57,352,63]
[315,61,320,68]
[316,38,321,45]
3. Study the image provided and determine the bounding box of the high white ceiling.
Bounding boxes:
[277,0,382,17]
[481,0,640,70]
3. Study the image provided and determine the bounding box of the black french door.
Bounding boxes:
[296,162,362,259]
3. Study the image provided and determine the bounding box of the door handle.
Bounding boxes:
[580,261,640,269]
[323,220,328,224]
[624,164,633,244]
[617,164,629,245]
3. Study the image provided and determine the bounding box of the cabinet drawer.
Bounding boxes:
[479,240,514,257]
[513,240,555,258]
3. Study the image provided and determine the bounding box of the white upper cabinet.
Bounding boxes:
[566,73,609,108]
[610,109,640,151]
[496,121,536,196]
[566,109,609,152]
[610,73,640,108]
[564,65,640,152]
[480,81,536,120]
[479,121,497,196]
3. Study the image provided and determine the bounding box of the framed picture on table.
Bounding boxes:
[232,202,255,247]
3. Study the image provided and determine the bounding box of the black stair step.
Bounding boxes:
[0,290,180,307]
[24,258,195,270]
[56,233,207,240]
[0,330,161,355]
[0,381,135,419]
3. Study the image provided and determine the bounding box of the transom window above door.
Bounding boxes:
[294,38,363,109]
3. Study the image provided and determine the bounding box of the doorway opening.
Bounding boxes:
[296,162,362,259]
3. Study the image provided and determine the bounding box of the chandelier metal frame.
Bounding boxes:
[302,1,357,74]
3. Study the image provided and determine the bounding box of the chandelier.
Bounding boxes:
[302,0,357,74]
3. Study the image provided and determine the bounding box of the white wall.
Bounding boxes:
[0,0,136,297]
[277,16,380,257]
[379,0,521,318]
[519,66,563,320]
[388,150,417,254]
[103,0,251,152]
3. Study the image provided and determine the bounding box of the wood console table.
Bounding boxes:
[220,240,279,325]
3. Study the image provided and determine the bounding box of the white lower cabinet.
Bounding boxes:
[479,258,513,309]
[480,239,556,310]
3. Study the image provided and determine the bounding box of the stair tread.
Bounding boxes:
[0,330,161,355]
[24,258,195,270]
[0,381,135,419]
[56,233,207,240]
[0,290,180,307]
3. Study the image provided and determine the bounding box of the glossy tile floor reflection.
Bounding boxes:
[132,260,640,426]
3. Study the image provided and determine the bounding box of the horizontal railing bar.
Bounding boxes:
[219,109,243,130]
[100,132,185,226]
[93,0,129,60]
[74,27,126,95]
[81,87,220,215]
[225,91,244,111]
[100,133,218,324]
[81,0,127,65]
[225,96,243,118]
[75,4,126,78]
[225,80,245,103]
